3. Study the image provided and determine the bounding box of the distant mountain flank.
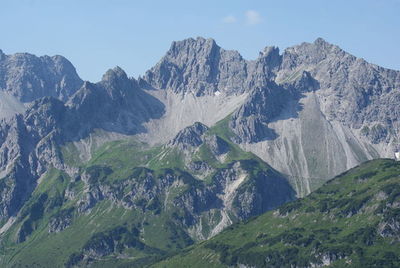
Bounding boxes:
[153,158,400,268]
[0,37,399,267]
[144,37,400,192]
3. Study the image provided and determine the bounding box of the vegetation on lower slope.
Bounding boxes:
[0,118,295,267]
[153,159,400,268]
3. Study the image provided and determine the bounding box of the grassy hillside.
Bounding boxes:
[0,119,295,267]
[153,159,400,268]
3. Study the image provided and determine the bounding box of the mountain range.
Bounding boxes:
[0,37,399,267]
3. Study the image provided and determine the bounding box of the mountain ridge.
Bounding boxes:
[0,37,399,267]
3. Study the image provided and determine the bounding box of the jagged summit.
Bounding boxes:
[281,38,345,70]
[169,122,209,149]
[259,46,280,57]
[99,66,136,97]
[167,37,219,57]
[101,66,129,82]
[313,36,330,45]
[142,37,347,97]
[0,50,83,102]
[144,36,247,96]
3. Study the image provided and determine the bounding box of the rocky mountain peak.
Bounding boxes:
[144,37,247,96]
[248,46,282,87]
[309,37,337,51]
[169,122,209,149]
[101,66,128,83]
[46,54,80,75]
[167,37,219,58]
[260,46,280,58]
[0,50,83,102]
[281,38,344,71]
[99,66,137,100]
[313,37,330,46]
[67,67,165,137]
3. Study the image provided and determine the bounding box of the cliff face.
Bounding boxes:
[0,67,165,225]
[233,39,400,192]
[0,37,399,266]
[144,37,248,96]
[0,50,83,120]
[0,36,398,230]
[0,50,83,102]
[143,37,400,193]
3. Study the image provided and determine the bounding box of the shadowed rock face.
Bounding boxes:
[0,67,165,223]
[0,97,67,221]
[67,67,165,136]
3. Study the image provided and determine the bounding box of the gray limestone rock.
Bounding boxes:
[0,51,83,102]
[229,82,289,143]
[1,37,400,248]
[205,135,229,156]
[144,37,248,96]
[67,67,165,136]
[168,122,209,149]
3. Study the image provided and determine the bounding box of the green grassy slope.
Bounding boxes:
[0,118,295,267]
[153,159,400,268]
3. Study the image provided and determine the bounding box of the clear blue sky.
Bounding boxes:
[2,0,399,82]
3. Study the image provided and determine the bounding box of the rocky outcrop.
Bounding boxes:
[168,122,209,149]
[0,50,83,102]
[222,38,400,189]
[0,97,67,223]
[278,38,400,128]
[0,67,165,225]
[48,207,74,233]
[229,82,290,143]
[139,37,399,190]
[67,67,165,136]
[144,37,248,96]
[204,135,229,156]
[70,161,294,241]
